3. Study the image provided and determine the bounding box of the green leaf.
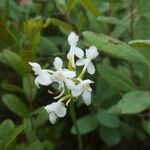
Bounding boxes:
[38,37,59,55]
[129,40,150,48]
[0,21,13,46]
[97,16,126,27]
[27,140,53,150]
[0,122,24,149]
[117,91,150,114]
[111,13,130,38]
[67,0,77,11]
[142,119,150,135]
[108,105,121,115]
[0,120,15,142]
[3,49,28,76]
[4,124,25,148]
[82,31,149,66]
[76,11,87,32]
[27,140,46,150]
[119,122,133,138]
[49,18,73,31]
[95,77,118,102]
[96,109,120,128]
[9,0,22,21]
[20,50,35,62]
[2,94,29,118]
[97,64,137,92]
[134,16,150,39]
[23,19,43,40]
[1,82,23,93]
[7,28,22,48]
[0,120,15,149]
[99,125,121,146]
[23,119,37,143]
[31,107,48,128]
[71,115,98,135]
[80,0,100,16]
[23,75,37,101]
[31,31,41,55]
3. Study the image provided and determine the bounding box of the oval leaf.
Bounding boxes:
[5,124,25,148]
[2,94,29,118]
[99,125,121,146]
[82,31,149,66]
[80,0,100,16]
[97,110,120,128]
[71,115,98,135]
[97,16,126,27]
[3,49,28,76]
[117,91,150,114]
[129,40,150,48]
[97,64,137,92]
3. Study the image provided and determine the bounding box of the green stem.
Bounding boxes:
[78,60,89,79]
[59,94,72,102]
[130,0,135,39]
[70,100,83,150]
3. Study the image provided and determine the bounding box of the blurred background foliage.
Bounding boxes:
[0,0,150,149]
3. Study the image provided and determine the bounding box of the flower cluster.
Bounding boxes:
[29,32,99,124]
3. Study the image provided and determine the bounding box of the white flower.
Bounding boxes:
[44,101,67,124]
[52,57,76,85]
[71,79,94,105]
[28,62,52,88]
[76,46,99,74]
[51,57,76,98]
[67,32,84,68]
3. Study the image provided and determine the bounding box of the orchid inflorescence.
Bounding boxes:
[29,32,99,124]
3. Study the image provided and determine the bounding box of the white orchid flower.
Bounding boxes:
[29,62,52,88]
[71,79,94,105]
[67,32,84,68]
[44,101,67,124]
[52,57,76,98]
[76,46,99,75]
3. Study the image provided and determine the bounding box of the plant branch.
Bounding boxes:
[70,100,83,150]
[28,74,34,130]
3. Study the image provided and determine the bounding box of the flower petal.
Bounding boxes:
[74,47,84,58]
[68,32,79,46]
[44,103,55,113]
[35,71,52,87]
[53,57,63,70]
[82,79,94,85]
[65,79,75,90]
[88,87,92,92]
[87,61,95,75]
[71,88,82,97]
[76,59,86,66]
[63,70,76,78]
[49,112,57,124]
[35,77,40,88]
[28,62,41,75]
[82,90,91,105]
[67,49,75,68]
[54,102,67,118]
[86,46,99,60]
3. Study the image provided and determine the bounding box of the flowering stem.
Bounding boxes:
[78,60,89,79]
[28,74,34,130]
[70,100,83,150]
[59,94,72,102]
